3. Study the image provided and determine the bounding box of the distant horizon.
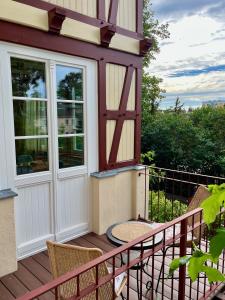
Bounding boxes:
[159,98,225,110]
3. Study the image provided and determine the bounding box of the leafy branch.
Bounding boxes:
[169,184,225,283]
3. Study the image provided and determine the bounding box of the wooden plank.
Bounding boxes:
[0,233,212,300]
[97,233,203,299]
[1,274,28,298]
[0,281,15,299]
[78,234,150,296]
[20,257,52,284]
[32,253,51,273]
[13,263,54,300]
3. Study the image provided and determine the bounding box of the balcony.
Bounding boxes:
[1,167,225,300]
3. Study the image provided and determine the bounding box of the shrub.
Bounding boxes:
[149,191,187,223]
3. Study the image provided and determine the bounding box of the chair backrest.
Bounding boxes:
[187,185,211,241]
[47,241,113,300]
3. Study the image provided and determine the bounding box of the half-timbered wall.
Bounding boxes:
[0,0,144,171]
[45,0,137,32]
[45,0,97,18]
[44,0,137,32]
[0,0,147,275]
[99,60,141,171]
[106,63,136,164]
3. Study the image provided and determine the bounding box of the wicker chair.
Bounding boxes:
[47,241,127,300]
[155,184,211,292]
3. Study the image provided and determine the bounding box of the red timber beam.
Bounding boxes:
[0,20,141,68]
[108,0,119,24]
[15,0,144,40]
[98,59,107,171]
[137,0,144,34]
[97,0,106,21]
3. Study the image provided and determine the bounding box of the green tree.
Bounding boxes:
[141,107,225,176]
[142,112,201,170]
[142,75,165,118]
[57,72,83,100]
[142,0,170,123]
[143,0,170,67]
[168,96,184,113]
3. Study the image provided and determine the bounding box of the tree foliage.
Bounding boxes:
[142,75,165,117]
[143,0,170,67]
[142,0,169,121]
[169,184,225,283]
[141,106,225,176]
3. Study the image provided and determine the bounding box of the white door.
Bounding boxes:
[0,43,98,259]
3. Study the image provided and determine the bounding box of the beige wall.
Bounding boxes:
[0,196,17,277]
[106,64,125,110]
[117,120,134,162]
[92,167,149,235]
[45,0,97,18]
[117,0,136,31]
[106,120,116,162]
[105,0,136,32]
[106,120,135,163]
[0,1,139,55]
[106,63,136,112]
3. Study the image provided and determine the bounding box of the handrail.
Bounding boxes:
[142,165,225,180]
[17,208,203,300]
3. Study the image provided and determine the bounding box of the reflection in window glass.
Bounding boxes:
[56,65,83,100]
[58,136,84,169]
[57,102,83,134]
[14,100,48,136]
[16,138,49,175]
[11,57,46,98]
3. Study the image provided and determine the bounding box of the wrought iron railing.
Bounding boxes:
[17,167,225,300]
[145,166,225,223]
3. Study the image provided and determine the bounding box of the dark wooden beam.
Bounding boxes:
[140,38,153,56]
[48,7,66,35]
[98,60,107,171]
[100,25,116,47]
[136,0,143,34]
[15,0,143,40]
[97,0,106,21]
[108,0,119,24]
[0,20,142,68]
[134,68,142,163]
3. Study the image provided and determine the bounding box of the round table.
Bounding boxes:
[106,221,163,250]
[106,221,163,298]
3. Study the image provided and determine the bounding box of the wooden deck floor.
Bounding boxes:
[0,233,222,300]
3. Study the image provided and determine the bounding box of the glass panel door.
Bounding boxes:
[11,57,49,175]
[56,65,85,169]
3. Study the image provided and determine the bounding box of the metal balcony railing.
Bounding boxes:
[17,167,225,300]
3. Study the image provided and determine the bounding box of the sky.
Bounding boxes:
[149,0,225,109]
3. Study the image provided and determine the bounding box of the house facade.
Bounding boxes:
[0,0,150,277]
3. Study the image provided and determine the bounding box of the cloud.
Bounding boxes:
[169,65,225,77]
[161,71,225,97]
[148,1,225,109]
[148,15,225,77]
[206,1,225,21]
[160,41,174,47]
[189,42,210,48]
[152,0,225,21]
